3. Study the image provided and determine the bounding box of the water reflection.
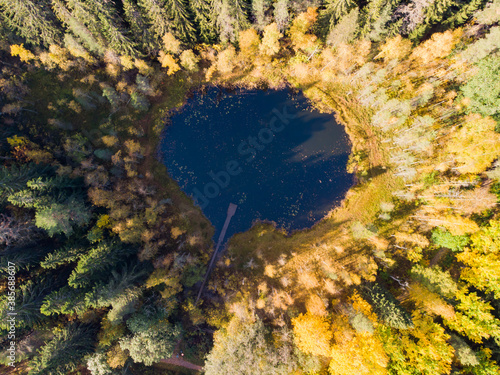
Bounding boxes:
[160,87,354,240]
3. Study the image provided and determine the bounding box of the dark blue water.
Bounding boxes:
[160,87,354,241]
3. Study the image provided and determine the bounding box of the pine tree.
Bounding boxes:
[137,0,171,46]
[364,284,414,329]
[444,0,486,27]
[274,0,290,32]
[86,0,138,56]
[0,163,51,201]
[29,323,97,374]
[357,0,394,41]
[327,7,359,47]
[0,0,60,46]
[123,0,158,52]
[67,241,137,288]
[51,0,104,53]
[165,0,197,43]
[40,285,90,316]
[252,0,271,30]
[40,244,87,269]
[322,0,356,28]
[14,280,53,329]
[214,0,250,43]
[408,0,455,40]
[189,0,217,43]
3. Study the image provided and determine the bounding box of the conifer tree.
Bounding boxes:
[137,0,171,46]
[274,0,290,32]
[408,0,455,40]
[252,0,271,30]
[68,241,137,288]
[0,0,60,46]
[214,0,250,43]
[444,0,486,27]
[327,7,359,47]
[364,284,414,329]
[29,323,97,374]
[189,0,217,43]
[322,0,356,28]
[123,0,158,52]
[165,0,197,43]
[86,0,138,56]
[51,0,104,53]
[357,0,394,41]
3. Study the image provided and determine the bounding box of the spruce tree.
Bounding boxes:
[0,0,60,46]
[165,0,197,43]
[444,0,487,27]
[252,0,271,30]
[322,0,356,28]
[274,0,290,32]
[86,0,138,56]
[51,0,103,53]
[407,0,455,40]
[29,323,97,374]
[214,0,250,43]
[123,0,158,52]
[358,0,396,41]
[364,284,414,329]
[189,0,217,43]
[137,0,171,47]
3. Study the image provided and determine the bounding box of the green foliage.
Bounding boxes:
[214,0,250,43]
[68,241,137,288]
[189,0,217,43]
[357,0,392,41]
[0,280,51,330]
[252,0,271,31]
[364,284,414,329]
[457,220,500,299]
[431,227,470,252]
[102,86,121,109]
[34,196,91,237]
[40,285,89,316]
[0,163,51,201]
[137,0,171,43]
[119,322,181,366]
[205,317,297,375]
[28,323,96,375]
[461,56,500,122]
[86,352,112,375]
[0,0,60,46]
[410,265,457,299]
[130,91,150,111]
[40,244,87,269]
[165,0,197,43]
[323,0,357,27]
[327,7,359,47]
[122,0,157,52]
[450,334,479,366]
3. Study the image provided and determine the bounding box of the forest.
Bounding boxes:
[0,0,500,374]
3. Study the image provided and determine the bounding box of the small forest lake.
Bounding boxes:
[160,87,354,241]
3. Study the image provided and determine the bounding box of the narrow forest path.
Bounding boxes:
[158,357,203,372]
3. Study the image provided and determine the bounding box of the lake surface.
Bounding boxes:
[160,87,354,241]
